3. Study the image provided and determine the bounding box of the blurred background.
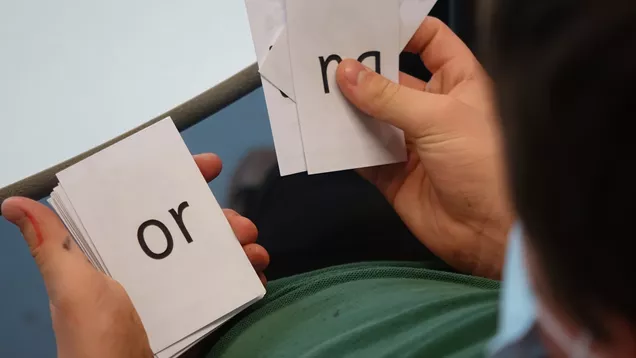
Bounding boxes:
[0,1,476,356]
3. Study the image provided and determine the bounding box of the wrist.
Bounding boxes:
[473,209,516,280]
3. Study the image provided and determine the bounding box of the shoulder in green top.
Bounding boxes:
[208,262,500,358]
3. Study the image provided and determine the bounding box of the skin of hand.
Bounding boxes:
[0,153,270,358]
[336,17,514,279]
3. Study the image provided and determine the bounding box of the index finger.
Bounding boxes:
[405,17,478,74]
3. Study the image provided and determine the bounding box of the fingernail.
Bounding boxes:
[1,198,25,224]
[344,62,368,86]
[1,198,44,248]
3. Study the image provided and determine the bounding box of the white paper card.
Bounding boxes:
[155,300,254,358]
[259,27,296,102]
[56,118,265,354]
[247,0,438,176]
[244,0,307,175]
[286,0,407,174]
[56,186,109,272]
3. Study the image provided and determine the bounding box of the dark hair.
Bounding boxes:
[483,0,636,339]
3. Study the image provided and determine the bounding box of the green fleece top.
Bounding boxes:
[207,262,500,358]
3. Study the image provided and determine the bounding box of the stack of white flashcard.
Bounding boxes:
[244,0,438,176]
[48,118,265,358]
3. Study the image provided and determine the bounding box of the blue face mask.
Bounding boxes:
[488,224,598,358]
[488,223,544,357]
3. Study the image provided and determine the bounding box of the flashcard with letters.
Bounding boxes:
[244,0,439,175]
[244,0,308,176]
[48,118,265,358]
[286,0,406,174]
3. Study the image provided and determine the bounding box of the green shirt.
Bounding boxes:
[209,262,500,358]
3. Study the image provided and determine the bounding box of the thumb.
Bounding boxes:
[1,197,97,302]
[336,59,453,139]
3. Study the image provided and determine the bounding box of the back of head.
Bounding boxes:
[483,0,636,340]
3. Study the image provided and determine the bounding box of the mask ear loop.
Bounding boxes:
[572,333,593,358]
[538,304,572,352]
[538,304,598,358]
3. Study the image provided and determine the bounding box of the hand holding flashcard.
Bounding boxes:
[48,118,265,358]
[286,0,406,174]
[244,0,439,175]
[1,197,155,358]
[3,150,267,358]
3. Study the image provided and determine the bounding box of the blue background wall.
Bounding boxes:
[0,88,275,357]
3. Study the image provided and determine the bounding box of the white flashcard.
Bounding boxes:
[54,186,109,273]
[155,300,255,358]
[259,27,296,102]
[246,0,438,176]
[260,0,440,87]
[286,0,407,174]
[261,80,308,175]
[55,118,264,354]
[244,0,307,175]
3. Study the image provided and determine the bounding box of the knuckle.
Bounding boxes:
[436,95,456,113]
[367,76,401,119]
[52,292,80,314]
[105,280,134,307]
[93,282,134,319]
[30,245,44,262]
[410,96,457,138]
